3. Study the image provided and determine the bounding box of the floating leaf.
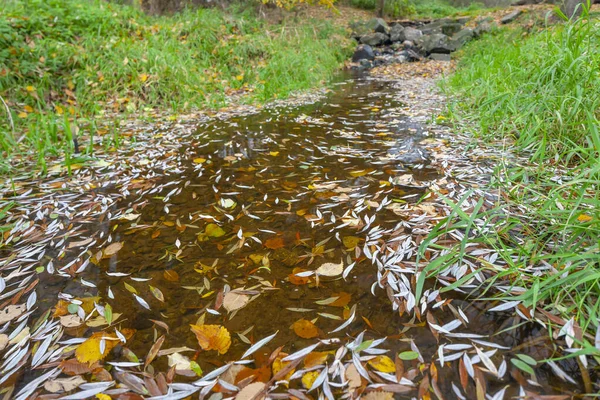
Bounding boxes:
[292,319,319,339]
[43,376,85,393]
[235,382,265,400]
[0,304,26,324]
[76,329,134,364]
[329,292,351,307]
[289,268,310,285]
[316,260,343,277]
[193,158,207,164]
[149,285,165,302]
[304,351,330,368]
[399,351,419,361]
[190,324,231,355]
[301,370,320,389]
[511,358,535,375]
[367,355,396,373]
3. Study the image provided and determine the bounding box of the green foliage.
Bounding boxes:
[0,0,352,174]
[432,7,600,358]
[346,0,484,19]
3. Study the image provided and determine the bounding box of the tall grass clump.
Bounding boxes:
[424,4,600,377]
[0,0,352,174]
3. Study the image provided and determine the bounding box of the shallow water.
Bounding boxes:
[13,74,590,397]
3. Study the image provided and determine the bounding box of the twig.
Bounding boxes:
[0,94,15,135]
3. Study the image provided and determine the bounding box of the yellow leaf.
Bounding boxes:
[301,370,320,389]
[269,151,279,156]
[342,236,361,250]
[190,324,231,355]
[304,351,330,368]
[204,223,226,238]
[578,214,593,222]
[26,85,35,92]
[349,170,369,177]
[272,357,294,382]
[76,329,134,365]
[24,105,34,113]
[139,73,148,82]
[236,74,244,81]
[96,394,112,400]
[18,112,27,119]
[367,355,396,373]
[193,158,207,164]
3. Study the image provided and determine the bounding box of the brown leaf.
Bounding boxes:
[235,382,265,400]
[264,237,284,249]
[223,290,251,313]
[103,242,123,257]
[145,335,165,368]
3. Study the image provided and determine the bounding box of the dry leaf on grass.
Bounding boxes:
[190,324,231,354]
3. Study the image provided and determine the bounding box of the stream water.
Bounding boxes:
[4,74,589,398]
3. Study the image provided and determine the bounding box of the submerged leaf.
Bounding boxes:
[292,319,319,339]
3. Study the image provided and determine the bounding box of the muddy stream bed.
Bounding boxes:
[1,73,589,399]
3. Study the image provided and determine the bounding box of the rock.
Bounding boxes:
[561,0,585,19]
[349,21,372,39]
[390,24,405,42]
[429,53,451,61]
[416,33,454,55]
[473,18,496,37]
[351,44,375,62]
[402,27,423,42]
[501,9,523,24]
[368,18,391,34]
[441,23,464,36]
[359,59,372,68]
[451,28,474,46]
[360,32,389,47]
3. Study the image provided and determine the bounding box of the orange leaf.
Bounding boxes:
[164,270,179,282]
[329,292,351,307]
[292,319,319,339]
[264,237,284,249]
[190,324,231,355]
[289,268,310,285]
[304,351,330,368]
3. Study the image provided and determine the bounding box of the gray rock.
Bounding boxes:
[403,27,423,42]
[360,32,389,47]
[561,0,585,20]
[416,33,454,54]
[452,28,474,45]
[390,24,405,42]
[501,9,523,24]
[349,21,371,39]
[473,19,496,37]
[351,44,375,62]
[429,53,451,61]
[368,18,391,34]
[442,22,464,36]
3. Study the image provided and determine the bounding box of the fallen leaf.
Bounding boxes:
[103,242,123,257]
[301,370,320,389]
[329,292,351,307]
[346,364,362,390]
[316,260,343,277]
[264,237,285,249]
[362,392,394,400]
[289,268,310,285]
[60,315,83,328]
[164,270,179,282]
[0,304,26,324]
[190,324,231,354]
[0,334,8,351]
[342,236,361,249]
[368,355,396,373]
[578,214,593,222]
[43,376,85,393]
[235,382,265,400]
[223,290,251,312]
[205,223,226,238]
[304,351,330,368]
[292,319,319,339]
[76,329,134,365]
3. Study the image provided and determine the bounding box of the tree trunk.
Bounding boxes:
[377,0,385,18]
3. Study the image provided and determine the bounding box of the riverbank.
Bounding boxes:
[0,0,354,175]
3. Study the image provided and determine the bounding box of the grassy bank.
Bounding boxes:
[430,6,600,375]
[0,0,352,174]
[346,0,485,19]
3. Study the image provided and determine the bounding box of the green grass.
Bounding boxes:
[346,0,485,19]
[424,4,600,375]
[0,0,352,174]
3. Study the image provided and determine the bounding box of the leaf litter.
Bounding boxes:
[0,66,589,398]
